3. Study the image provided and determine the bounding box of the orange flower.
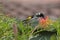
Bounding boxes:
[39,16,51,28]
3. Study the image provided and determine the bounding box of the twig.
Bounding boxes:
[13,23,18,40]
[31,25,39,34]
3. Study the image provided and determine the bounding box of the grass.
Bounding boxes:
[0,14,60,40]
[0,14,33,40]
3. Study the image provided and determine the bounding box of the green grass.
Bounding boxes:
[0,14,60,40]
[0,14,33,40]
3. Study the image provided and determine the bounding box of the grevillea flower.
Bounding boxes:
[39,16,52,28]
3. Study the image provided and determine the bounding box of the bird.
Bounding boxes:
[23,12,45,26]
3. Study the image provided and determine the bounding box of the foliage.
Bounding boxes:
[0,14,16,40]
[0,14,60,40]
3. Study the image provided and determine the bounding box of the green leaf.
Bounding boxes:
[30,31,56,40]
[50,34,57,40]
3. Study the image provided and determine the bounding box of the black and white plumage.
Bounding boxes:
[23,12,45,26]
[36,12,45,18]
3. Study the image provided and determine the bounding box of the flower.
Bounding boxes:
[39,16,52,28]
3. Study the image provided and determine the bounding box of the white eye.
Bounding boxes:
[36,13,38,15]
[38,13,41,15]
[36,12,41,15]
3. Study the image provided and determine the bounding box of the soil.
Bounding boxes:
[0,0,60,19]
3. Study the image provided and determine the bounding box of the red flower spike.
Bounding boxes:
[39,16,49,28]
